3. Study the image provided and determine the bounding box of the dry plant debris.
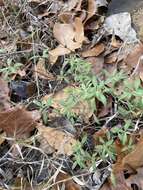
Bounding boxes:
[1,0,143,189]
[37,125,77,156]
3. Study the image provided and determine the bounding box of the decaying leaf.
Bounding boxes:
[86,56,104,75]
[37,134,54,154]
[37,125,77,155]
[54,172,81,190]
[111,172,131,190]
[124,43,143,80]
[97,96,112,118]
[111,37,122,48]
[93,127,108,144]
[126,167,143,190]
[122,138,143,170]
[58,12,74,23]
[49,45,71,57]
[50,17,84,56]
[125,43,143,69]
[53,23,75,48]
[35,58,55,79]
[74,17,85,43]
[100,173,131,190]
[81,43,105,57]
[0,107,40,139]
[84,0,97,23]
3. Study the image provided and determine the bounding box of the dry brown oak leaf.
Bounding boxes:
[122,137,143,170]
[0,107,40,139]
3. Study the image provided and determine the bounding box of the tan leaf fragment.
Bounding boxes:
[58,12,74,23]
[35,58,55,79]
[37,133,54,154]
[86,56,104,75]
[125,43,143,69]
[0,132,6,145]
[139,71,143,82]
[0,107,40,139]
[0,78,10,111]
[105,50,126,64]
[53,23,75,47]
[124,43,143,78]
[49,45,71,57]
[74,17,85,43]
[50,18,84,56]
[81,43,105,57]
[105,52,118,64]
[122,138,143,170]
[111,37,122,48]
[126,167,143,190]
[37,125,77,155]
[84,0,97,23]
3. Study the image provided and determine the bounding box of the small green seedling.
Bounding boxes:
[33,99,52,124]
[0,58,22,81]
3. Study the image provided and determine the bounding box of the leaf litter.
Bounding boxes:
[1,0,143,189]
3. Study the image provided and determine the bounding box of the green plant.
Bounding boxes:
[0,58,22,81]
[111,120,132,145]
[72,136,92,169]
[95,136,116,161]
[42,49,49,58]
[49,56,139,168]
[118,77,143,117]
[33,98,52,124]
[59,56,125,120]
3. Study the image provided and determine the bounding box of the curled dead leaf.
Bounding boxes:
[84,0,97,23]
[81,43,105,57]
[37,125,77,155]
